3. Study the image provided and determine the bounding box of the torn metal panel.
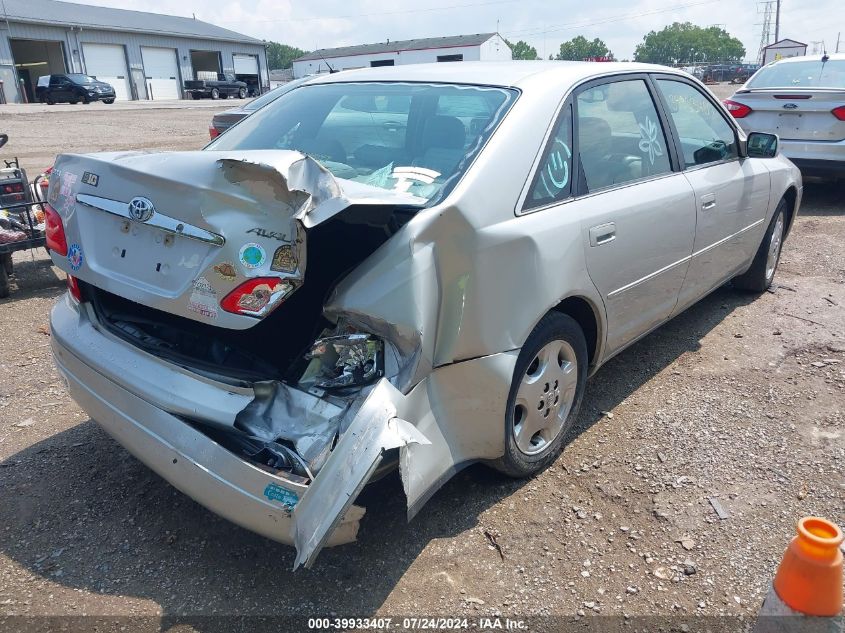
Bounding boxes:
[292,379,429,570]
[395,350,519,518]
[234,380,346,472]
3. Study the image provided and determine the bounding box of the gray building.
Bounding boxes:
[0,0,268,104]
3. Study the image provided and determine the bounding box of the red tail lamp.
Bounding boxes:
[66,274,82,302]
[44,203,68,256]
[723,100,752,118]
[220,277,293,316]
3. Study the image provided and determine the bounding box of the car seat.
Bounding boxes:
[413,115,466,176]
[578,117,643,190]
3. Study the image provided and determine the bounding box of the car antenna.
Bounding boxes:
[319,53,337,74]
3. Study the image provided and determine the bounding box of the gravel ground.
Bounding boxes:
[0,94,843,630]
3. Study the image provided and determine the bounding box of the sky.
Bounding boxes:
[78,0,843,62]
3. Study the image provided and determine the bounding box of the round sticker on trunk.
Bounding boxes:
[238,243,266,269]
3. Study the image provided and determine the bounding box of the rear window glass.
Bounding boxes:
[748,60,845,88]
[207,82,517,204]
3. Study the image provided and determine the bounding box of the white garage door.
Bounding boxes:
[233,54,259,76]
[141,46,180,100]
[83,43,131,101]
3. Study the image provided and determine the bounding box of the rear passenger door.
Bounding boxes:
[572,76,698,356]
[652,76,771,314]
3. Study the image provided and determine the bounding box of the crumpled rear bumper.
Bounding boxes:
[49,296,363,549]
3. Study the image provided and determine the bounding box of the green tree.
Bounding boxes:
[505,39,539,60]
[633,22,745,65]
[555,36,613,61]
[265,42,308,70]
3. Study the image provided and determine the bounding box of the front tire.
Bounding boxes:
[733,199,787,292]
[491,312,588,478]
[0,261,10,298]
[238,88,246,99]
[103,98,115,104]
[210,88,220,100]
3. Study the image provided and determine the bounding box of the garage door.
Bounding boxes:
[82,43,131,101]
[233,54,259,76]
[141,46,180,100]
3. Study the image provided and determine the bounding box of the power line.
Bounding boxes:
[225,0,520,24]
[501,0,728,39]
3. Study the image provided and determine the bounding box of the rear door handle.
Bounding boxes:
[701,193,716,211]
[589,222,616,247]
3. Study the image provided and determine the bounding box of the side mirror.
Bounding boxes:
[0,134,7,149]
[747,132,779,158]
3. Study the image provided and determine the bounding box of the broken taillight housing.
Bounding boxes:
[723,100,752,118]
[219,277,295,317]
[44,203,68,256]
[66,274,82,302]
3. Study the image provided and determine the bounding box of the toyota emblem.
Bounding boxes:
[128,197,155,222]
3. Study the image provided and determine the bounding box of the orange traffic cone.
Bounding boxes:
[772,517,843,617]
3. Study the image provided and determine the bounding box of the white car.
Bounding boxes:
[725,53,845,179]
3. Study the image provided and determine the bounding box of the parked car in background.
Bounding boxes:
[209,77,311,138]
[35,74,116,104]
[725,54,845,179]
[46,62,800,568]
[184,73,247,100]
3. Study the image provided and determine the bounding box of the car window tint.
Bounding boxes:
[524,104,573,210]
[747,60,845,88]
[576,79,671,192]
[655,79,738,168]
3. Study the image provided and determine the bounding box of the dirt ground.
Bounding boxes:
[0,94,843,630]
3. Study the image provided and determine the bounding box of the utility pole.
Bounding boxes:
[774,0,781,42]
[837,32,841,53]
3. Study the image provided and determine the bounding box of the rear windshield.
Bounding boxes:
[748,60,845,88]
[67,74,98,84]
[243,87,287,112]
[207,82,517,204]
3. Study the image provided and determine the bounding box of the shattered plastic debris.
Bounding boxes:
[303,332,384,390]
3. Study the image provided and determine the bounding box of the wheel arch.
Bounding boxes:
[549,295,604,370]
[782,186,798,238]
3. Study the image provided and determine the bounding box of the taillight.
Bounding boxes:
[44,203,68,256]
[66,274,82,302]
[2,183,23,193]
[209,126,220,139]
[724,100,752,118]
[219,277,295,316]
[832,106,845,121]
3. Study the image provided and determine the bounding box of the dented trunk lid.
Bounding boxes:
[48,150,423,330]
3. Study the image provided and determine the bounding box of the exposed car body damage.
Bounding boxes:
[47,62,802,568]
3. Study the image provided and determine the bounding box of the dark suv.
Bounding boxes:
[36,74,116,104]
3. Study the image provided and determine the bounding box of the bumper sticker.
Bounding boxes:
[213,261,237,281]
[239,242,266,270]
[263,483,299,509]
[67,243,84,271]
[187,276,218,319]
[270,244,298,273]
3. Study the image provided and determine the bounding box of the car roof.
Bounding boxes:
[302,61,686,89]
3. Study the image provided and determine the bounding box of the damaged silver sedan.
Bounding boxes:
[47,62,801,568]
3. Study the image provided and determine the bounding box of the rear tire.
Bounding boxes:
[46,95,55,105]
[733,198,787,292]
[103,98,115,104]
[238,88,246,99]
[191,93,201,100]
[490,312,588,478]
[2,253,12,276]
